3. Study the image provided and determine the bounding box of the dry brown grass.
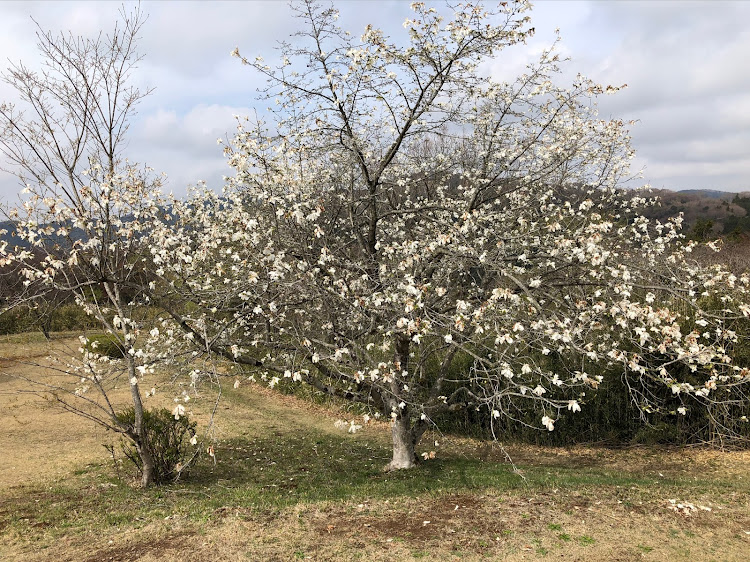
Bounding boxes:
[0,335,190,487]
[1,336,112,487]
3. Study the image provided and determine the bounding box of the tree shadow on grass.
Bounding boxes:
[186,430,528,510]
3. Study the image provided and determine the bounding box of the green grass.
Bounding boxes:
[2,371,750,560]
[2,418,744,544]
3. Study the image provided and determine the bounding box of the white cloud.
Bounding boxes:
[532,0,750,191]
[1,0,749,202]
[128,103,254,195]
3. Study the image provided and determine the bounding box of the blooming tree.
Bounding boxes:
[0,7,199,486]
[159,0,750,469]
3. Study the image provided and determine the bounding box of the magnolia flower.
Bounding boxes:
[567,400,581,413]
[541,415,555,431]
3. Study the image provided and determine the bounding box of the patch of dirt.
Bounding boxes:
[82,532,192,562]
[0,350,50,368]
[312,486,750,560]
[316,493,550,550]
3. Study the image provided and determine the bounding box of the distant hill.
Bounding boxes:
[0,220,88,250]
[0,220,25,248]
[677,189,738,200]
[638,189,750,238]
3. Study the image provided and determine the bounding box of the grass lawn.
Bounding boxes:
[1,334,749,561]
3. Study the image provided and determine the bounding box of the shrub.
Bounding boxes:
[0,309,34,335]
[49,304,95,332]
[85,334,126,358]
[114,407,198,484]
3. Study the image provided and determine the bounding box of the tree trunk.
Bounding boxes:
[135,438,156,487]
[40,316,51,340]
[385,334,420,471]
[387,413,417,470]
[128,355,156,487]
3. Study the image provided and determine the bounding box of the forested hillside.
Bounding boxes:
[639,189,750,239]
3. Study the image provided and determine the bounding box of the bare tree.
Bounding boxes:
[0,5,185,487]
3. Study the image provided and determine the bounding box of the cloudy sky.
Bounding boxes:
[0,0,748,205]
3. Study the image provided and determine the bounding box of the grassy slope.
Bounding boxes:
[1,335,749,561]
